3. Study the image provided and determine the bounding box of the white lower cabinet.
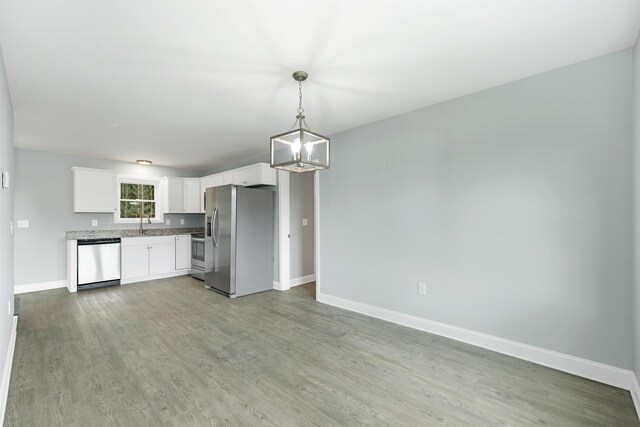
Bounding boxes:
[121,243,150,281]
[175,235,191,270]
[121,236,179,283]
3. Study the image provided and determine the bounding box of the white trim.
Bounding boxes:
[67,240,78,293]
[317,292,637,392]
[278,170,290,291]
[273,281,284,291]
[290,274,316,287]
[0,316,18,423]
[631,374,640,421]
[314,171,321,297]
[121,270,189,285]
[15,280,67,295]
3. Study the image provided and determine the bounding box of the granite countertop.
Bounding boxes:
[65,227,205,240]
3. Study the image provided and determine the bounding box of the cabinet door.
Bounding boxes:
[166,178,183,213]
[73,168,117,213]
[183,179,200,213]
[175,235,191,270]
[149,242,176,276]
[259,164,277,186]
[121,244,149,280]
[232,166,261,186]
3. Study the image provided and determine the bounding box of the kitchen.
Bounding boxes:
[15,153,309,298]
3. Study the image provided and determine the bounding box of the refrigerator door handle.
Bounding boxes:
[212,207,219,248]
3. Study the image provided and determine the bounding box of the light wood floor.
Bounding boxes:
[4,276,638,426]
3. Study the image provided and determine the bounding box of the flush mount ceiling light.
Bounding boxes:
[136,160,152,165]
[270,71,330,173]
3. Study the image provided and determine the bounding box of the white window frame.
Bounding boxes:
[114,175,164,224]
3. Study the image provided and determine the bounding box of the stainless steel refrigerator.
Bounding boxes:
[204,185,274,298]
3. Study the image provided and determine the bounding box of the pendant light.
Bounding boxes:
[270,71,330,172]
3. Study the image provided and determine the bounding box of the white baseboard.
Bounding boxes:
[290,274,316,287]
[15,280,68,295]
[0,316,18,423]
[317,292,637,392]
[631,374,640,420]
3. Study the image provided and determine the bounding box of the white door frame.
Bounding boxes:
[314,171,320,298]
[277,170,291,291]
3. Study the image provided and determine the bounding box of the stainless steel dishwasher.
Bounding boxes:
[77,238,121,290]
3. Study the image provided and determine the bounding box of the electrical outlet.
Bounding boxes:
[180,219,185,225]
[165,219,171,225]
[302,218,309,226]
[17,220,29,228]
[91,219,98,227]
[417,282,427,295]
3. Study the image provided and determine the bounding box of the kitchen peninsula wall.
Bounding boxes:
[14,148,204,287]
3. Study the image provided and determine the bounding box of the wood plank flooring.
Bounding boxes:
[4,276,638,426]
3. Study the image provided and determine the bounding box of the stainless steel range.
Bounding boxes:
[190,233,205,281]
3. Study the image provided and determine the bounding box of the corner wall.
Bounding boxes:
[319,49,634,370]
[634,33,640,383]
[0,41,15,394]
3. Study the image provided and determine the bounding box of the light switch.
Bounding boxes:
[16,220,29,228]
[2,171,9,189]
[91,220,98,227]
[302,218,309,226]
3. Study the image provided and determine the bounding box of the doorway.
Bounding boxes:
[277,170,317,295]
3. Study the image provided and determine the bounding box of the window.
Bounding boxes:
[115,177,162,223]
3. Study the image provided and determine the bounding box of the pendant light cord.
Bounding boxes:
[298,80,304,115]
[287,79,310,131]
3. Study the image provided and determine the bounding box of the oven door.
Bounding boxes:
[191,237,205,270]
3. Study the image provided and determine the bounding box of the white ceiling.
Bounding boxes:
[1,1,639,171]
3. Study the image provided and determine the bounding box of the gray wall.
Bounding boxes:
[319,49,634,370]
[634,34,640,379]
[0,43,14,385]
[289,172,314,280]
[14,148,204,286]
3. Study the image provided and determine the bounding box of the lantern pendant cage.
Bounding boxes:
[270,71,330,173]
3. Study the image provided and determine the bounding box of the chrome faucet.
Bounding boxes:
[139,214,151,234]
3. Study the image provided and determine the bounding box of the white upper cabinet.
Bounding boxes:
[163,177,201,214]
[183,178,201,213]
[72,167,117,213]
[165,177,183,213]
[231,164,276,187]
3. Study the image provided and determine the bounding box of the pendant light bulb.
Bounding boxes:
[291,138,301,154]
[304,141,313,160]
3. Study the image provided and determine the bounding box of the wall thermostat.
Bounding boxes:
[2,171,9,189]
